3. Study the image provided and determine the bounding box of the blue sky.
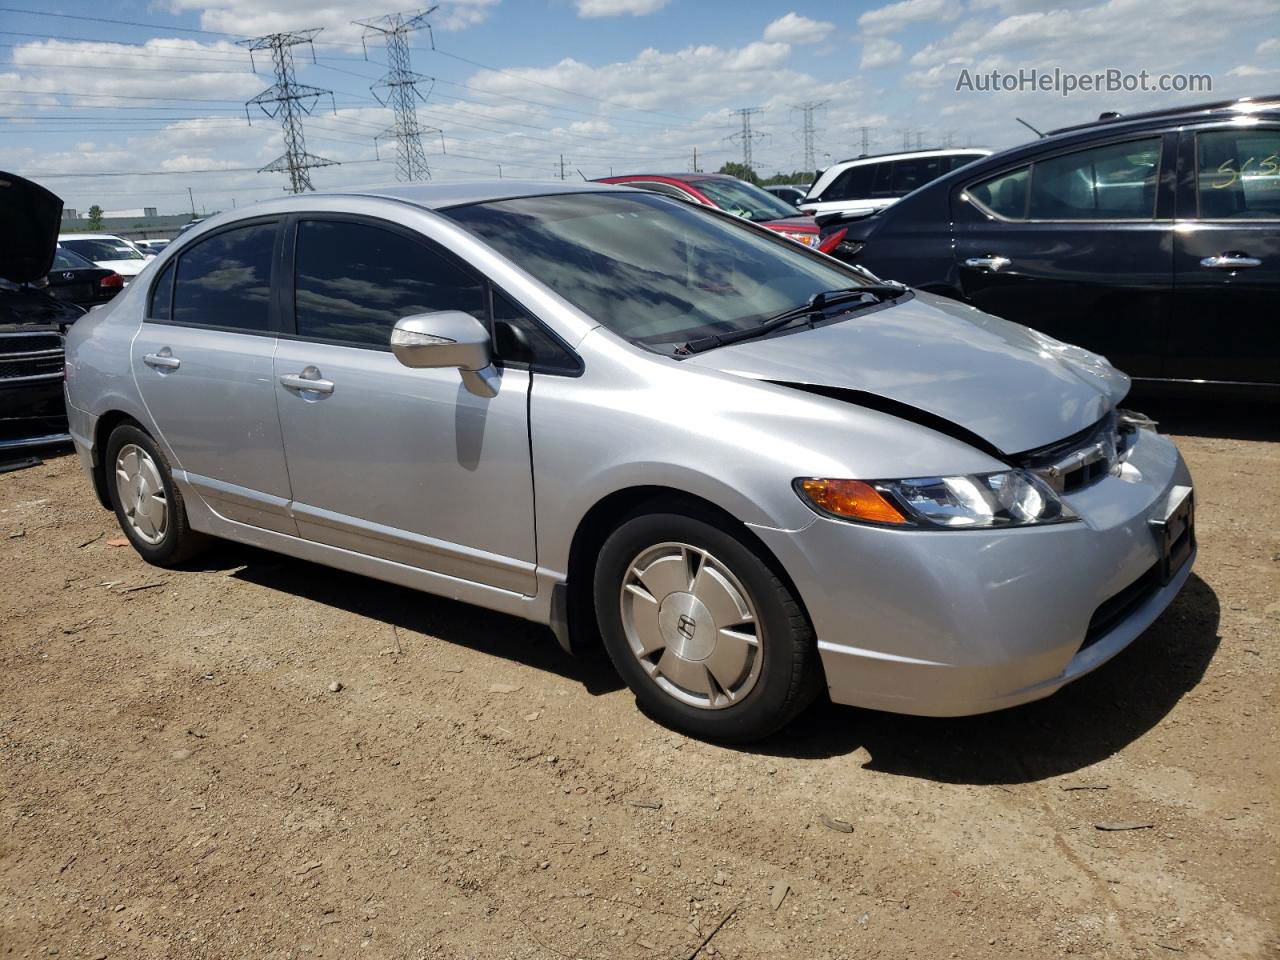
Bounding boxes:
[0,0,1275,214]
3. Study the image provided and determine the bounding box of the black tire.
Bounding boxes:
[593,504,821,742]
[104,423,208,567]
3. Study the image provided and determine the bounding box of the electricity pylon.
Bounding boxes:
[726,107,765,172]
[240,29,338,194]
[355,8,442,182]
[792,100,827,173]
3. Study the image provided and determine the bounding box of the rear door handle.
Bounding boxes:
[1200,254,1261,269]
[143,350,180,370]
[280,369,334,395]
[963,255,1011,271]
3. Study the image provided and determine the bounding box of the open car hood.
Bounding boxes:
[685,291,1130,456]
[0,171,63,284]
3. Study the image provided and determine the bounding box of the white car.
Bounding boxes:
[57,233,153,285]
[134,239,170,255]
[802,148,992,220]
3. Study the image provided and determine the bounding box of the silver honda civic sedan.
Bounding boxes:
[63,181,1195,741]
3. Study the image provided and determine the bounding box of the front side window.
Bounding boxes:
[1028,138,1161,220]
[1196,128,1280,219]
[60,237,146,262]
[172,222,276,331]
[444,192,871,351]
[293,219,485,347]
[692,178,800,221]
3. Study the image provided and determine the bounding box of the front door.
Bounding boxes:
[131,220,296,534]
[1167,125,1280,384]
[952,134,1175,379]
[272,216,537,595]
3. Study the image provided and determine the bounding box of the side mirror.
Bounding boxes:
[390,311,499,398]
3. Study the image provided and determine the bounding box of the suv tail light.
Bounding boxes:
[818,228,847,254]
[99,272,123,291]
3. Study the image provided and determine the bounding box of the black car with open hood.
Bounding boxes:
[0,171,85,454]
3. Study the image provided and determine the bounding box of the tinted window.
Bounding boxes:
[946,152,986,172]
[444,192,868,351]
[1197,129,1280,219]
[172,222,276,331]
[293,220,485,347]
[492,291,578,373]
[821,164,874,202]
[969,167,1030,218]
[1028,138,1160,220]
[59,237,146,263]
[149,261,175,320]
[870,163,895,197]
[693,178,801,221]
[52,247,93,269]
[890,156,946,194]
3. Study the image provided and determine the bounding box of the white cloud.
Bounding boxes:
[575,0,669,18]
[763,13,834,45]
[165,0,498,43]
[1256,37,1279,55]
[858,0,960,36]
[861,37,903,69]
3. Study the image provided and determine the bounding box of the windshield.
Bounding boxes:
[60,238,145,262]
[693,178,801,221]
[444,191,870,348]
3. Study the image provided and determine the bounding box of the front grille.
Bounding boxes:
[1016,411,1138,494]
[1080,562,1161,652]
[0,332,65,382]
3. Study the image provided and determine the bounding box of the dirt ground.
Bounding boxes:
[1,400,1277,960]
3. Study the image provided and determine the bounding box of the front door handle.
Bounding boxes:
[143,349,180,370]
[963,255,1011,272]
[1200,253,1261,269]
[280,368,334,395]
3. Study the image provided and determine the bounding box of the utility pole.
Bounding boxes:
[792,100,827,173]
[558,154,567,180]
[691,146,700,173]
[187,186,195,217]
[726,107,765,172]
[240,29,337,193]
[859,126,871,156]
[915,130,924,150]
[355,7,441,182]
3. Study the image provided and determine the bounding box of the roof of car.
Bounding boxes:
[830,148,992,166]
[57,233,130,240]
[1046,94,1280,135]
[595,173,740,184]
[331,179,631,210]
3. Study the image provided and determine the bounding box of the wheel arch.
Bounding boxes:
[89,410,145,509]
[557,484,811,657]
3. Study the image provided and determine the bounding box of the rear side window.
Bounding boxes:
[172,222,276,331]
[293,219,485,348]
[1027,138,1160,220]
[1196,129,1280,219]
[968,166,1030,218]
[889,156,946,194]
[148,260,175,320]
[820,164,875,202]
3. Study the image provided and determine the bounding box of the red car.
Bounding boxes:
[594,173,820,247]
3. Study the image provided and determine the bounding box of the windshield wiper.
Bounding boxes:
[681,282,907,354]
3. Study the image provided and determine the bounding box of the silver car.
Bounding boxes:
[63,181,1195,742]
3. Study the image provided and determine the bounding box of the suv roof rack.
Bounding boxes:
[832,146,986,165]
[1046,94,1280,135]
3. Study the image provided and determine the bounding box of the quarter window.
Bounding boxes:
[148,260,175,320]
[492,290,578,373]
[1196,129,1280,219]
[172,222,276,331]
[968,167,1030,219]
[292,219,485,348]
[1027,138,1160,219]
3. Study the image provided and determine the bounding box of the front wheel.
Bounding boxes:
[593,507,821,742]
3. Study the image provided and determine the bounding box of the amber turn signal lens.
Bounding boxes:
[798,478,909,526]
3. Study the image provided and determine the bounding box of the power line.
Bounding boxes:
[0,6,244,38]
[355,7,439,182]
[240,29,338,193]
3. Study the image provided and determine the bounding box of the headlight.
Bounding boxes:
[795,470,1076,529]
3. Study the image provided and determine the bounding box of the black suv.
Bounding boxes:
[819,96,1280,395]
[1,172,84,454]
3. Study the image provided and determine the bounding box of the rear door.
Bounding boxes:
[1167,124,1280,384]
[131,220,296,534]
[952,133,1176,379]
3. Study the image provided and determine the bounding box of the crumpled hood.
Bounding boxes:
[0,171,62,284]
[685,291,1129,455]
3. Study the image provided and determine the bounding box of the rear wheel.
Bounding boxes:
[105,423,208,567]
[594,506,821,742]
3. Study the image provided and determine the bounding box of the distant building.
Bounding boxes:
[60,209,210,241]
[102,207,158,218]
